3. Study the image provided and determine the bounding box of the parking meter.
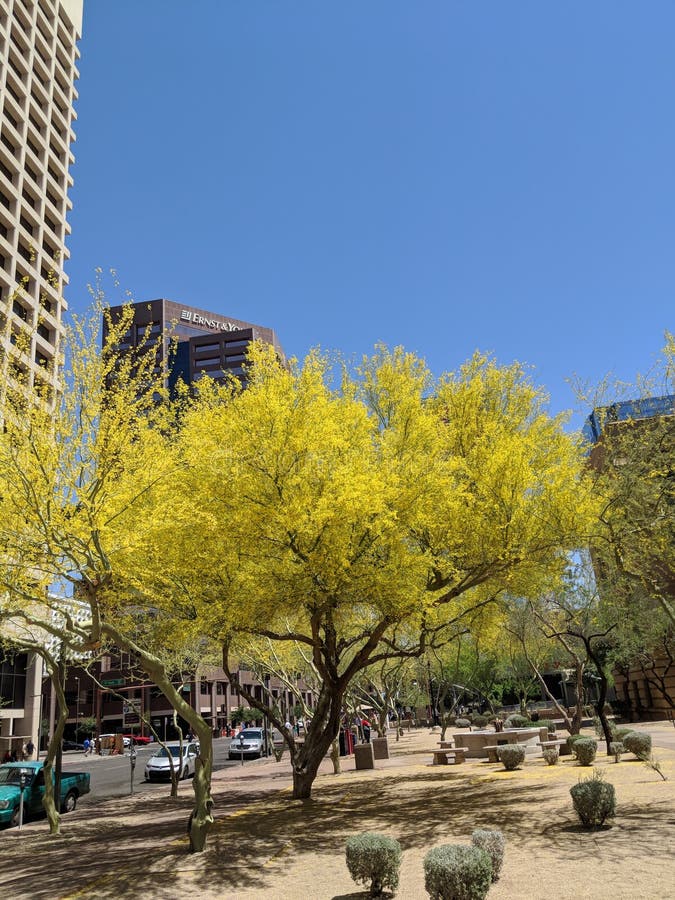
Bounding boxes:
[18,769,28,830]
[238,733,245,766]
[129,746,137,795]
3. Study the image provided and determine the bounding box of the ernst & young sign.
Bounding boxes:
[180,309,242,332]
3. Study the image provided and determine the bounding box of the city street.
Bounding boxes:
[58,737,256,803]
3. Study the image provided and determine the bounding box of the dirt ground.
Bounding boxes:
[0,722,673,900]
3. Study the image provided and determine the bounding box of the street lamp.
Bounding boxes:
[74,676,80,744]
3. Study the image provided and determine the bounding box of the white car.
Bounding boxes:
[144,741,200,781]
[228,727,265,760]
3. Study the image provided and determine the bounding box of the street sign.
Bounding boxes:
[101,678,125,687]
[123,701,141,726]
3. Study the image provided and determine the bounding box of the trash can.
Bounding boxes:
[354,742,375,770]
[339,728,354,756]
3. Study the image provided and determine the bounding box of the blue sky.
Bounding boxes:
[67,2,674,425]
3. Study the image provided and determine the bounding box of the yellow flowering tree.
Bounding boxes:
[160,343,597,799]
[0,297,216,850]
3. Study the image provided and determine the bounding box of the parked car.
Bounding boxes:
[61,740,85,752]
[123,734,152,745]
[228,727,265,760]
[144,742,199,781]
[0,761,90,828]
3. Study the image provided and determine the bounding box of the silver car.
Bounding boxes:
[144,741,200,781]
[228,728,265,760]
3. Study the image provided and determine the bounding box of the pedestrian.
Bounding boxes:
[25,738,35,759]
[83,737,91,756]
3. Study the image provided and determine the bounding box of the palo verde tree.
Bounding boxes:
[0,294,217,851]
[159,343,598,800]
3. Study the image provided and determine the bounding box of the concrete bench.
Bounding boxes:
[432,747,467,766]
[437,740,454,749]
[538,739,568,749]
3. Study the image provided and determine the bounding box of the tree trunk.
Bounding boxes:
[42,660,67,835]
[582,636,613,754]
[570,665,585,735]
[287,687,344,799]
[101,624,214,853]
[329,737,341,775]
[290,723,338,799]
[593,672,613,753]
[189,754,214,852]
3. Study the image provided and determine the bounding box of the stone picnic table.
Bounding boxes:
[452,726,549,760]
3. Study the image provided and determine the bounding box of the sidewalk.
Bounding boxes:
[1,722,674,900]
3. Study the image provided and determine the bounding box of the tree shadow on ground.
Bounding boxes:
[1,750,673,899]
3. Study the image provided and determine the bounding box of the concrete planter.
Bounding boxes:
[354,742,375,770]
[372,737,389,760]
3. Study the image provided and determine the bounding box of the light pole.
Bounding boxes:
[263,674,270,756]
[75,676,80,744]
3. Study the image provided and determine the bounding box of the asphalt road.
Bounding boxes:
[59,737,256,804]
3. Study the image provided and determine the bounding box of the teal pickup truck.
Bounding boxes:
[0,761,91,827]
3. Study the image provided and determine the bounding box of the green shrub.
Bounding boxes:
[471,714,489,729]
[471,829,505,882]
[570,770,616,827]
[612,726,636,742]
[504,714,529,728]
[497,745,526,770]
[573,738,597,766]
[424,844,492,900]
[567,733,586,753]
[609,741,624,763]
[543,748,559,766]
[534,719,556,734]
[623,731,652,760]
[345,832,402,896]
[455,717,471,729]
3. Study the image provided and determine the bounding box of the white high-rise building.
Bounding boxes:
[0,0,83,755]
[0,0,82,401]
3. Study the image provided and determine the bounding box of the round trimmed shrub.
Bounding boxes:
[623,731,652,760]
[424,844,492,900]
[345,832,402,896]
[573,738,597,766]
[455,718,471,729]
[570,770,616,827]
[609,741,624,763]
[471,829,505,882]
[504,714,529,729]
[497,744,526,770]
[612,726,636,742]
[543,748,559,766]
[471,714,489,729]
[567,733,586,753]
